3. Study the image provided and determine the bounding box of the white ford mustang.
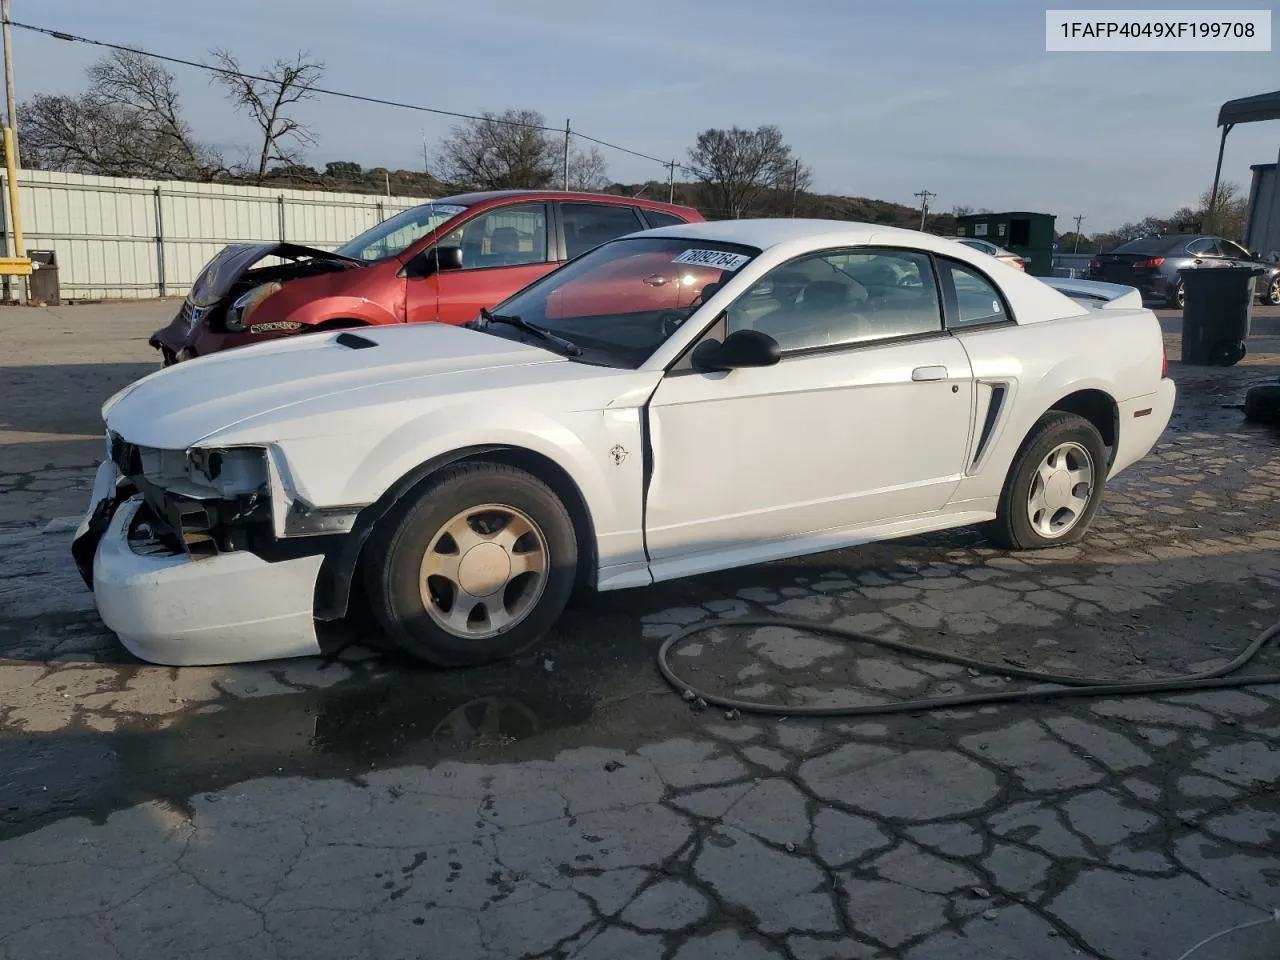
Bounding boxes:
[73,219,1175,666]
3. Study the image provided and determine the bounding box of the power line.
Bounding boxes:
[8,17,700,181]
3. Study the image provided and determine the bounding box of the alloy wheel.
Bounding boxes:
[419,504,549,639]
[1026,442,1095,539]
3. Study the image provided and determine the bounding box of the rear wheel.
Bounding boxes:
[988,412,1107,550]
[1167,281,1185,310]
[363,462,577,666]
[1263,277,1280,307]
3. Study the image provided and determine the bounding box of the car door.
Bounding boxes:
[644,247,975,572]
[408,203,554,326]
[1186,237,1221,267]
[560,202,647,259]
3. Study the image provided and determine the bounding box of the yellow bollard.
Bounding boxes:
[0,125,31,279]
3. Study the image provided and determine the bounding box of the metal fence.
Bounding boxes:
[0,169,431,300]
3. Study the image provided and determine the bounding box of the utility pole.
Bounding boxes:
[2,0,17,169]
[1072,214,1085,253]
[562,119,571,191]
[914,189,936,232]
[667,160,676,204]
[422,134,429,175]
[790,158,801,218]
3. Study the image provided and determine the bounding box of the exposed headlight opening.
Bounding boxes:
[186,447,270,498]
[224,282,283,332]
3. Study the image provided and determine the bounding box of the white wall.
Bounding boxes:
[0,169,430,300]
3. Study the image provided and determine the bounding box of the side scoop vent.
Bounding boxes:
[972,384,1007,466]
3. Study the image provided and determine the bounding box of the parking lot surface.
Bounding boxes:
[2,301,1280,959]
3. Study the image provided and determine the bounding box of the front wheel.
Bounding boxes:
[363,462,578,666]
[988,412,1107,550]
[1263,277,1280,307]
[1167,281,1185,310]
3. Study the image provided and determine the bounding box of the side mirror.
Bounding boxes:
[434,246,464,272]
[404,245,464,279]
[692,328,781,372]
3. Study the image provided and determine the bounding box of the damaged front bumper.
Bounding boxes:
[72,451,337,666]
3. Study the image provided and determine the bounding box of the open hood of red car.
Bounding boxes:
[188,242,360,308]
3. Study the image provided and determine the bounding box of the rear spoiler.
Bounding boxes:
[1039,277,1144,311]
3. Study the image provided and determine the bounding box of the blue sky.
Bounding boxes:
[14,0,1280,231]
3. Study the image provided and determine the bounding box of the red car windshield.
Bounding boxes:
[483,236,760,368]
[335,202,469,261]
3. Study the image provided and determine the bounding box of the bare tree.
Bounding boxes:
[687,125,802,218]
[18,50,222,179]
[433,109,557,190]
[1198,181,1248,241]
[567,144,609,191]
[209,49,324,183]
[951,205,974,218]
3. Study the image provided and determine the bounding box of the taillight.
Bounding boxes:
[1088,257,1100,270]
[1134,257,1165,269]
[1161,344,1169,378]
[1014,259,1026,271]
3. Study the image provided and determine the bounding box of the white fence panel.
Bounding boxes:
[0,169,431,300]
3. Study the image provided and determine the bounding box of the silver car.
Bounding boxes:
[1087,234,1280,309]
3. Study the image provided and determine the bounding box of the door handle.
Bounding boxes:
[643,275,668,286]
[911,365,948,382]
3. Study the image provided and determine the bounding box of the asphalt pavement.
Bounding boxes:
[1,300,1279,960]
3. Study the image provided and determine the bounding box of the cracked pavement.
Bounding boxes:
[2,303,1280,959]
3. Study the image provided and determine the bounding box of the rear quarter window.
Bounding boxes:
[641,210,689,229]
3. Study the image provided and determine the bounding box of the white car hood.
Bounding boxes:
[104,324,567,449]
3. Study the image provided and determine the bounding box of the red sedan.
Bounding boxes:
[150,190,703,363]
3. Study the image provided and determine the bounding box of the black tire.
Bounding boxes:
[987,412,1108,550]
[1263,277,1280,307]
[362,462,578,667]
[1244,384,1280,425]
[1167,281,1185,310]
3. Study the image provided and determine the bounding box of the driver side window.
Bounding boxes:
[725,249,942,353]
[438,204,548,270]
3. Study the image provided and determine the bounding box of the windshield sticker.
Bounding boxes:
[673,249,751,271]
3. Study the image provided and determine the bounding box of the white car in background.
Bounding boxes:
[74,219,1175,667]
[957,236,1027,271]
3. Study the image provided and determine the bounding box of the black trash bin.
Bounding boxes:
[29,250,61,306]
[1179,264,1264,366]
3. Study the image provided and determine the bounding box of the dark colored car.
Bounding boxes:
[150,190,703,363]
[1086,234,1280,309]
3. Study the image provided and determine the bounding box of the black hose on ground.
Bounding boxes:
[657,616,1280,717]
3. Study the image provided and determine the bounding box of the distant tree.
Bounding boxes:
[1056,232,1095,254]
[324,160,363,181]
[433,109,557,190]
[951,205,974,218]
[566,144,609,192]
[1199,181,1247,240]
[687,124,804,218]
[18,49,222,180]
[210,49,325,183]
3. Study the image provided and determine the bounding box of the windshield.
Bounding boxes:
[481,236,761,368]
[334,202,469,261]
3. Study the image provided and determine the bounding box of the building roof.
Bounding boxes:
[1218,90,1280,127]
